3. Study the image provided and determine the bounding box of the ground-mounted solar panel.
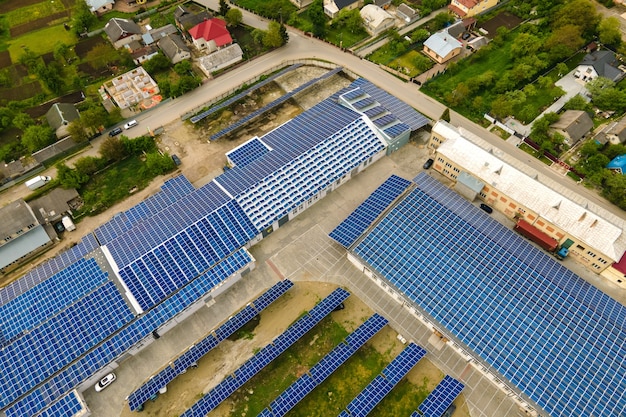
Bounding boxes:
[344,313,387,349]
[350,172,626,417]
[258,408,274,417]
[381,343,427,385]
[128,366,178,411]
[308,342,353,383]
[417,375,464,417]
[252,280,294,312]
[267,374,317,417]
[349,78,430,131]
[330,175,411,248]
[345,375,393,417]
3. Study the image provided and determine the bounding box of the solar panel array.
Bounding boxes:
[330,175,411,248]
[0,258,108,345]
[38,390,84,417]
[116,199,257,310]
[180,288,349,417]
[384,122,410,139]
[210,67,344,141]
[227,137,271,168]
[373,113,398,128]
[0,234,99,307]
[341,88,366,101]
[417,375,464,417]
[190,64,302,123]
[94,175,195,245]
[349,78,430,131]
[353,97,376,110]
[342,343,426,417]
[351,172,626,417]
[0,281,134,408]
[127,280,293,411]
[6,249,253,417]
[233,123,384,230]
[262,313,388,417]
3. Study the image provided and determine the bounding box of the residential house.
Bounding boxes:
[289,0,315,8]
[374,0,392,9]
[595,115,626,145]
[448,0,499,18]
[396,4,419,24]
[446,21,466,39]
[105,18,143,49]
[130,45,159,65]
[158,34,191,64]
[85,0,114,14]
[199,44,243,76]
[324,0,361,19]
[188,18,232,52]
[174,5,211,33]
[549,110,594,147]
[142,24,178,46]
[423,31,463,64]
[45,103,80,139]
[574,50,626,83]
[607,155,626,174]
[360,5,395,36]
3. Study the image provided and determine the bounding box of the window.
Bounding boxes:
[586,251,596,258]
[500,196,507,202]
[546,226,554,233]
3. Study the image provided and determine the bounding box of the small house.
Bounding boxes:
[105,18,143,49]
[158,34,191,64]
[423,31,463,64]
[607,155,626,174]
[595,115,626,145]
[188,18,232,52]
[360,5,395,36]
[46,103,80,139]
[448,0,500,18]
[574,50,626,83]
[85,0,114,15]
[549,110,593,147]
[324,0,361,19]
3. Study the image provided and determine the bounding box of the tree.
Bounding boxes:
[80,105,107,133]
[309,0,327,37]
[145,152,175,175]
[53,42,70,64]
[605,144,626,160]
[141,52,171,75]
[544,25,585,60]
[0,107,14,131]
[71,1,97,36]
[225,8,243,27]
[431,12,455,31]
[586,77,615,97]
[593,88,626,112]
[35,62,64,95]
[85,44,118,70]
[263,21,285,48]
[563,94,592,113]
[555,63,568,77]
[599,17,622,47]
[21,125,54,152]
[74,156,105,176]
[490,95,514,120]
[219,0,230,16]
[509,33,542,60]
[12,113,34,131]
[279,23,289,45]
[100,136,127,161]
[332,9,363,34]
[411,29,430,44]
[441,108,450,122]
[173,60,192,76]
[603,174,626,210]
[552,0,599,38]
[56,162,89,189]
[67,119,89,143]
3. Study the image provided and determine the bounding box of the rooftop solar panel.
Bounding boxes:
[363,105,386,119]
[341,88,366,102]
[330,175,411,248]
[373,113,398,128]
[353,97,376,110]
[227,137,271,168]
[384,123,410,139]
[351,172,626,417]
[418,375,464,417]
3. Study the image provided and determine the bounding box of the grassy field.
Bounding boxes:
[8,24,76,61]
[4,0,66,27]
[389,50,433,78]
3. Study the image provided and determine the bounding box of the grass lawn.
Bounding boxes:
[8,24,76,61]
[389,50,433,78]
[325,27,369,49]
[93,11,135,29]
[232,0,297,20]
[5,0,66,27]
[518,143,537,156]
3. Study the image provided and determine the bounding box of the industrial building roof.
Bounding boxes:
[349,172,626,417]
[433,121,626,261]
[0,199,38,241]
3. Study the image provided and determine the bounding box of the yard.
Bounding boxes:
[7,24,76,62]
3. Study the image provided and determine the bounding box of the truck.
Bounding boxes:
[61,216,76,232]
[514,219,568,260]
[25,175,52,190]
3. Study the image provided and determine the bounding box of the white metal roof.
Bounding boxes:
[433,121,626,260]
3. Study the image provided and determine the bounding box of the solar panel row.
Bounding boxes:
[227,137,271,168]
[329,175,412,248]
[0,234,99,307]
[352,172,626,417]
[384,123,410,139]
[0,258,108,344]
[190,64,302,123]
[417,375,464,417]
[128,280,293,411]
[263,313,388,417]
[7,250,253,417]
[381,343,427,385]
[211,67,344,141]
[37,390,84,417]
[180,288,349,417]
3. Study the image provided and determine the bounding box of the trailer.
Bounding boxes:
[25,175,52,190]
[514,219,558,252]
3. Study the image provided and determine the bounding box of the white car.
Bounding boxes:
[123,120,138,130]
[94,373,116,392]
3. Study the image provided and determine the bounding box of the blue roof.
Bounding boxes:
[607,154,626,173]
[351,173,626,417]
[226,137,271,168]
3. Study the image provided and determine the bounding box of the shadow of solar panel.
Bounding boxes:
[418,375,464,417]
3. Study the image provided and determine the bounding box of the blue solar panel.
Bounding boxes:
[373,113,398,128]
[330,175,411,248]
[384,123,410,139]
[268,374,317,417]
[353,97,376,110]
[351,172,626,417]
[341,88,366,101]
[349,78,430,131]
[344,313,388,349]
[0,258,108,343]
[309,342,354,384]
[418,376,464,417]
[346,375,393,417]
[363,105,386,119]
[252,280,294,312]
[227,137,271,168]
[382,343,426,385]
[128,367,178,411]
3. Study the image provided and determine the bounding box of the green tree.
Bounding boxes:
[411,29,430,44]
[85,44,118,70]
[13,113,34,131]
[35,62,64,95]
[173,60,192,76]
[100,136,127,161]
[555,63,568,77]
[67,119,89,143]
[563,94,592,113]
[53,42,70,64]
[593,88,626,111]
[21,125,54,152]
[552,0,599,38]
[490,95,514,120]
[121,135,156,155]
[80,105,107,133]
[145,152,175,175]
[431,12,455,31]
[263,21,285,48]
[441,108,450,122]
[578,140,601,158]
[219,0,230,16]
[598,17,622,47]
[56,162,89,189]
[586,77,615,97]
[225,8,243,26]
[74,156,105,176]
[0,107,13,131]
[71,0,97,36]
[332,9,363,34]
[142,52,171,76]
[309,0,327,37]
[509,32,542,60]
[603,173,626,209]
[279,23,289,45]
[544,25,585,60]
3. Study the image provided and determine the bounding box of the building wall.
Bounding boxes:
[423,45,461,64]
[385,130,410,154]
[112,34,142,50]
[451,0,499,17]
[432,152,614,273]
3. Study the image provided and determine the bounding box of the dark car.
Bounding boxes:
[171,154,182,166]
[479,203,493,214]
[109,127,123,137]
[442,404,456,417]
[462,32,471,40]
[423,158,434,169]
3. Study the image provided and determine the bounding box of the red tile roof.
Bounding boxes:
[448,4,467,17]
[457,0,479,7]
[188,18,232,47]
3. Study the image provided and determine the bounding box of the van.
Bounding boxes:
[124,119,138,130]
[61,216,76,232]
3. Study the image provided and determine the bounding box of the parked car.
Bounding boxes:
[95,373,116,392]
[442,404,457,417]
[109,127,122,137]
[423,158,434,169]
[171,154,182,166]
[124,119,138,130]
[462,32,471,40]
[479,203,493,214]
